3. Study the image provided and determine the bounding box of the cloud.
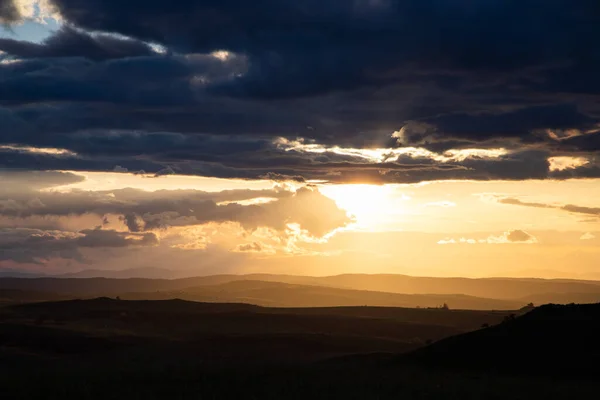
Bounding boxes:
[438,230,537,245]
[504,230,536,243]
[0,0,20,23]
[498,198,555,209]
[580,232,596,240]
[0,170,354,268]
[562,204,600,216]
[259,172,306,183]
[153,166,176,177]
[0,1,600,184]
[0,26,156,61]
[0,169,85,190]
[0,1,59,23]
[112,165,128,173]
[0,129,576,183]
[233,241,275,255]
[0,227,157,263]
[0,180,351,237]
[498,197,600,218]
[235,242,263,252]
[548,156,590,172]
[397,104,597,151]
[31,1,597,97]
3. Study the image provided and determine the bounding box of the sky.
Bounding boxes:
[0,1,599,279]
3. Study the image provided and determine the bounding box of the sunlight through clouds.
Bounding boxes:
[548,156,590,171]
[0,144,77,156]
[320,184,409,230]
[274,137,508,164]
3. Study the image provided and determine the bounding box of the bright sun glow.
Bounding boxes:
[320,184,406,230]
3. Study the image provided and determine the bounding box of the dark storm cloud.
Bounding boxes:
[1,0,600,182]
[0,54,246,106]
[0,26,157,61]
[559,131,600,152]
[0,144,167,174]
[38,0,599,96]
[1,134,595,184]
[396,104,597,150]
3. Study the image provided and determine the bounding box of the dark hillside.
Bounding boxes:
[405,303,600,377]
[1,298,510,363]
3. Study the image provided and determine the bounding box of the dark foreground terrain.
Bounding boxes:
[1,298,599,399]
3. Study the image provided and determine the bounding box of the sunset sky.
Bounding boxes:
[1,1,599,279]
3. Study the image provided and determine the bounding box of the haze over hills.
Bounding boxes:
[118,280,524,310]
[2,273,600,308]
[59,267,180,279]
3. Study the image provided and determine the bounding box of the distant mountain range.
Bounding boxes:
[2,271,600,309]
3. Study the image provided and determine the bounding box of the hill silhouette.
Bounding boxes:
[404,303,600,377]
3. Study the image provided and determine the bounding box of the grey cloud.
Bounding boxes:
[76,229,158,248]
[562,204,600,216]
[498,197,600,218]
[259,172,306,183]
[397,104,597,151]
[3,136,596,184]
[0,26,157,61]
[113,165,128,173]
[0,0,19,23]
[153,166,176,177]
[0,170,85,190]
[499,198,555,209]
[0,227,158,263]
[506,230,535,243]
[234,242,265,253]
[0,184,351,237]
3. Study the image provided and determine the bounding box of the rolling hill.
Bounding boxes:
[405,302,600,377]
[2,273,600,308]
[1,298,512,363]
[118,280,525,310]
